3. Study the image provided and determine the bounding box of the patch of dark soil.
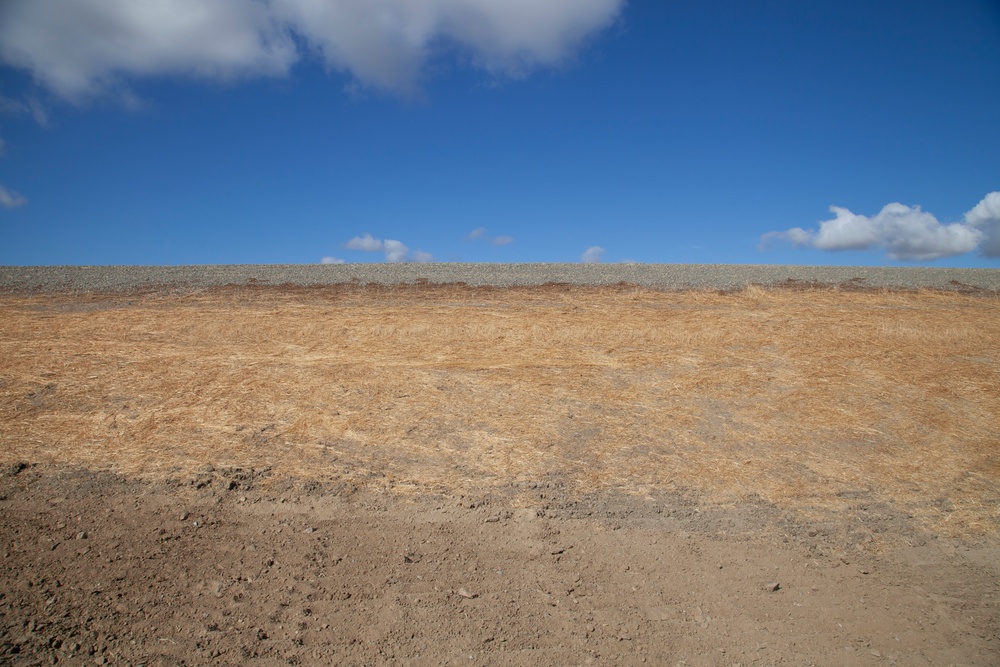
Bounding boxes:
[2,464,998,666]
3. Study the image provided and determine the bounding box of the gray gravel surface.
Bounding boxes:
[1,263,999,293]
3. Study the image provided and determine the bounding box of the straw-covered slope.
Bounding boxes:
[2,282,997,536]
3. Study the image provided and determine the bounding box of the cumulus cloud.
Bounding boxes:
[320,256,345,264]
[760,196,994,261]
[274,0,625,95]
[0,0,625,100]
[0,0,296,101]
[0,185,27,209]
[383,239,409,263]
[964,191,1000,258]
[581,245,604,263]
[344,234,429,262]
[344,233,383,252]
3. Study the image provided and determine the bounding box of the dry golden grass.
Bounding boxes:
[1,283,998,535]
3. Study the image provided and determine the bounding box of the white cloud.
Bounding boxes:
[344,233,430,261]
[811,206,883,251]
[320,256,345,264]
[344,233,383,251]
[274,0,624,95]
[0,0,626,100]
[758,227,812,250]
[581,245,604,263]
[964,191,1000,258]
[383,239,409,263]
[0,0,296,101]
[761,197,989,261]
[467,226,513,246]
[0,185,28,209]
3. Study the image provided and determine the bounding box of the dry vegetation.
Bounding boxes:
[1,283,998,535]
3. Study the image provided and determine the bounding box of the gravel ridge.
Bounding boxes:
[2,263,999,293]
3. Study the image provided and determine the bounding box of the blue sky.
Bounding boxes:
[1,0,999,266]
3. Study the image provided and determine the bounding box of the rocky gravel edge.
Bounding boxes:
[1,263,999,293]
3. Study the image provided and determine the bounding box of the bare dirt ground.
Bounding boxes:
[1,282,999,666]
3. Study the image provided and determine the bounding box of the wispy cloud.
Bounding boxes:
[343,234,431,262]
[581,246,605,263]
[760,194,997,261]
[320,256,345,264]
[466,226,513,247]
[0,185,27,209]
[0,94,49,126]
[0,0,625,100]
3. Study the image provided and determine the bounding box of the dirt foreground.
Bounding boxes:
[1,282,999,666]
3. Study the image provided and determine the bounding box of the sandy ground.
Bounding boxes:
[1,282,999,666]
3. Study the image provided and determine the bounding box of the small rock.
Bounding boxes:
[94,657,106,665]
[765,581,780,592]
[180,512,189,521]
[76,531,87,540]
[457,587,478,599]
[303,527,315,534]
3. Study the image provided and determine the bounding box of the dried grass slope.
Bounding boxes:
[1,283,998,536]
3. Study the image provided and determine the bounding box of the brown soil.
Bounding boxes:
[1,283,999,666]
